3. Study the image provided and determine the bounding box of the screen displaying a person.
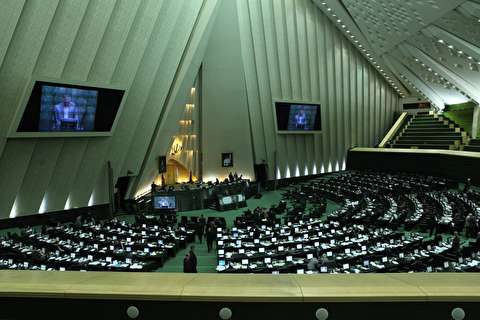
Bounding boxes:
[222,153,233,167]
[294,108,307,129]
[38,85,98,132]
[54,95,79,130]
[154,196,175,209]
[276,102,321,131]
[287,104,317,131]
[159,198,169,208]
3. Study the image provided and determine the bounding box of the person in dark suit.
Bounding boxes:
[427,214,438,237]
[206,222,216,253]
[465,213,477,238]
[464,178,471,192]
[183,254,193,273]
[199,214,206,228]
[189,245,198,273]
[196,220,205,243]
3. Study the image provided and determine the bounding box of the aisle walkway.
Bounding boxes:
[158,189,286,273]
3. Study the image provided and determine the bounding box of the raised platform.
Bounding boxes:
[0,271,479,319]
[347,147,480,184]
[138,180,251,212]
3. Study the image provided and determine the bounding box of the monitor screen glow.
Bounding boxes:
[153,196,176,209]
[17,81,124,133]
[274,101,321,133]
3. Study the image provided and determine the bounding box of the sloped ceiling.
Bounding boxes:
[313,0,480,109]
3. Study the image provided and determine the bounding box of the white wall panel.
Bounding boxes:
[44,140,89,212]
[237,0,400,178]
[0,0,400,218]
[134,0,221,191]
[15,140,63,216]
[0,0,217,217]
[0,0,25,68]
[0,141,36,218]
[200,0,254,182]
[0,0,59,156]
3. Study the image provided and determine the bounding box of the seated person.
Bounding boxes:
[307,257,319,272]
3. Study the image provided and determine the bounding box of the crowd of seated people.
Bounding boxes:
[216,170,480,274]
[0,214,195,272]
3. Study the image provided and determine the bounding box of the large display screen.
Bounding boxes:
[17,81,125,132]
[274,102,321,133]
[153,196,176,210]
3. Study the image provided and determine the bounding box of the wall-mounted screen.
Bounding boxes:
[17,81,125,133]
[222,152,233,167]
[274,101,321,133]
[153,196,176,210]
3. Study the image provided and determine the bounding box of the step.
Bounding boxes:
[414,115,436,119]
[392,144,452,150]
[464,145,480,152]
[409,120,444,125]
[401,132,462,137]
[396,140,458,145]
[410,118,442,122]
[408,123,451,129]
[397,135,461,141]
[405,128,457,133]
[405,126,457,130]
[469,139,480,146]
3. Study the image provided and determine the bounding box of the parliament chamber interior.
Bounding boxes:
[0,0,480,319]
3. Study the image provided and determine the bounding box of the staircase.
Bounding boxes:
[463,139,480,152]
[389,112,467,150]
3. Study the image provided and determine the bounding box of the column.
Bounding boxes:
[472,104,480,139]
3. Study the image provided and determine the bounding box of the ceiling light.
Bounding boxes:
[437,39,444,43]
[448,45,454,49]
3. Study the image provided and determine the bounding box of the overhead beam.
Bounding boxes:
[403,43,480,104]
[388,53,445,109]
